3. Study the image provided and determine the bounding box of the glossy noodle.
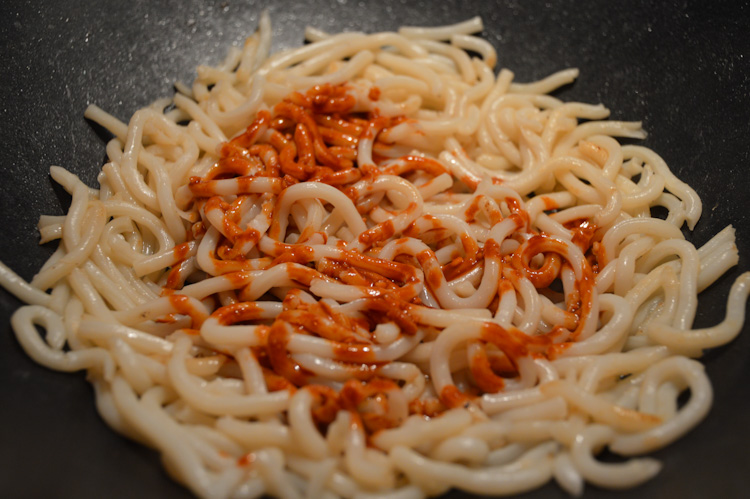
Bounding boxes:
[1,13,749,499]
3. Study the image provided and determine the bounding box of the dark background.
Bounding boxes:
[1,0,748,497]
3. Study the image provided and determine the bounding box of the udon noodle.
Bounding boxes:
[2,13,748,499]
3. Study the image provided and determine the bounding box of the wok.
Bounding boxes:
[1,1,748,497]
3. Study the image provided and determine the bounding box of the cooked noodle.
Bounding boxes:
[2,13,749,498]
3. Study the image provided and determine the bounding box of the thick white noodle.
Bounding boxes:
[1,13,748,499]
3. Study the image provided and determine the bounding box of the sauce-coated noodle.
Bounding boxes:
[2,13,749,499]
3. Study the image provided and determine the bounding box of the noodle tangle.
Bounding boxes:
[1,13,749,499]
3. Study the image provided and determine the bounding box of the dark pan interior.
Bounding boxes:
[1,1,748,497]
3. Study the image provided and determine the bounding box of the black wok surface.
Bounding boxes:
[1,1,749,497]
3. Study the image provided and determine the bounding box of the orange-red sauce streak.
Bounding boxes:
[178,82,604,438]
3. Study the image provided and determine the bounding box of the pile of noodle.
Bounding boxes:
[1,13,748,499]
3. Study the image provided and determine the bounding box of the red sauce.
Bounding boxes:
[542,197,558,211]
[188,176,283,197]
[261,365,297,393]
[266,321,309,386]
[439,384,472,409]
[382,155,448,177]
[504,197,530,229]
[318,128,357,149]
[362,295,418,335]
[212,301,264,325]
[172,242,192,261]
[168,294,207,328]
[306,384,341,426]
[340,378,403,433]
[332,342,376,363]
[511,246,562,289]
[285,264,319,287]
[248,144,281,177]
[407,397,443,418]
[569,261,596,340]
[271,245,315,265]
[484,238,502,259]
[358,218,396,247]
[425,262,444,292]
[469,348,506,393]
[171,82,608,438]
[224,271,252,288]
[464,196,482,223]
[564,218,598,253]
[281,308,359,343]
[164,259,190,290]
[368,86,381,101]
[336,248,417,284]
[237,453,256,467]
